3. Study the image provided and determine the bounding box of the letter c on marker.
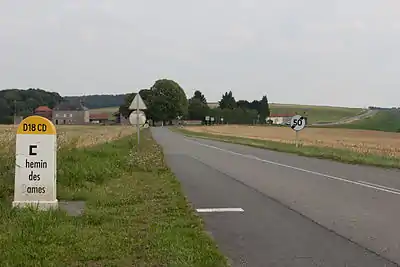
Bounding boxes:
[29,145,37,156]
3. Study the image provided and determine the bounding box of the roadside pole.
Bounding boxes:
[137,92,140,146]
[128,92,147,148]
[290,115,306,147]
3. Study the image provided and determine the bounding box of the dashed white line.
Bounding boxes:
[196,208,244,213]
[185,138,400,196]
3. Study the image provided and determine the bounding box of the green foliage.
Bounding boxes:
[0,130,228,266]
[193,90,207,104]
[270,104,363,124]
[219,91,236,109]
[119,80,188,124]
[119,89,153,119]
[208,107,258,124]
[331,110,400,132]
[258,95,270,124]
[0,89,62,123]
[150,79,188,122]
[188,90,210,120]
[64,94,127,109]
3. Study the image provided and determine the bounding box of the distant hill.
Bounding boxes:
[64,94,127,109]
[269,103,364,125]
[330,109,400,132]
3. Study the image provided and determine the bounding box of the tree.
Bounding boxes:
[188,90,210,120]
[259,95,270,124]
[192,90,207,104]
[150,79,188,123]
[237,100,250,110]
[0,88,63,124]
[64,94,127,109]
[219,91,236,109]
[118,89,153,119]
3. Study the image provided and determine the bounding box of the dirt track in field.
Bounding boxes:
[184,125,400,157]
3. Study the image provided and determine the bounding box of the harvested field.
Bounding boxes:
[185,125,400,157]
[0,125,135,153]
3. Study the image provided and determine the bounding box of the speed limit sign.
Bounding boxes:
[290,115,306,131]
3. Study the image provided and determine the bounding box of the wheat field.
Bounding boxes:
[0,125,135,154]
[185,125,400,157]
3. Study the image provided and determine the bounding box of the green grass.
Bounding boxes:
[0,129,228,267]
[326,110,400,133]
[269,103,364,124]
[174,128,400,169]
[89,106,119,115]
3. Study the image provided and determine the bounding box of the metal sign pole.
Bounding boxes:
[137,93,140,146]
[295,131,299,148]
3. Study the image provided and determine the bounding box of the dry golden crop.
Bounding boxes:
[185,125,400,157]
[0,125,136,154]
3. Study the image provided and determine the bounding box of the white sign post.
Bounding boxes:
[13,115,58,210]
[205,116,210,125]
[210,117,215,125]
[129,93,147,146]
[290,115,306,147]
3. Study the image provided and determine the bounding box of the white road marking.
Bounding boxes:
[196,208,244,213]
[358,180,400,193]
[185,138,400,196]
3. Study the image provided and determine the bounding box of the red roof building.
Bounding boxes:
[89,113,112,124]
[35,106,52,112]
[268,114,296,118]
[34,106,53,120]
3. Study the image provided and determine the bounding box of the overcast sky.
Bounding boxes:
[1,0,399,107]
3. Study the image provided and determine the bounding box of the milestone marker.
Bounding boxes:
[12,115,58,210]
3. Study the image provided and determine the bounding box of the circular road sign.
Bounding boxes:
[290,115,306,131]
[129,111,146,126]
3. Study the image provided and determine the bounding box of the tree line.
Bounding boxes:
[0,89,62,124]
[119,79,270,125]
[0,79,271,125]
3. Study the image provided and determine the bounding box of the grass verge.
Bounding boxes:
[0,129,228,267]
[174,128,400,169]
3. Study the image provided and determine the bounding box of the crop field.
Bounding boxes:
[0,125,135,153]
[184,125,400,157]
[269,103,364,124]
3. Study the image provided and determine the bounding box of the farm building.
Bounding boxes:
[266,114,295,125]
[34,106,52,120]
[52,101,90,125]
[89,113,112,124]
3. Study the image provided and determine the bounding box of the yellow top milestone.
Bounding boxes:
[16,115,56,135]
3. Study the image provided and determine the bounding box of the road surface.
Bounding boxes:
[152,127,400,267]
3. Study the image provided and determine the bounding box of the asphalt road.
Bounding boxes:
[152,127,400,267]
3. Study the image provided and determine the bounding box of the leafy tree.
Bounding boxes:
[0,88,62,124]
[192,90,207,104]
[150,79,188,123]
[219,91,236,109]
[249,100,261,113]
[64,94,127,109]
[188,99,210,121]
[118,89,153,119]
[259,95,270,124]
[237,100,250,110]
